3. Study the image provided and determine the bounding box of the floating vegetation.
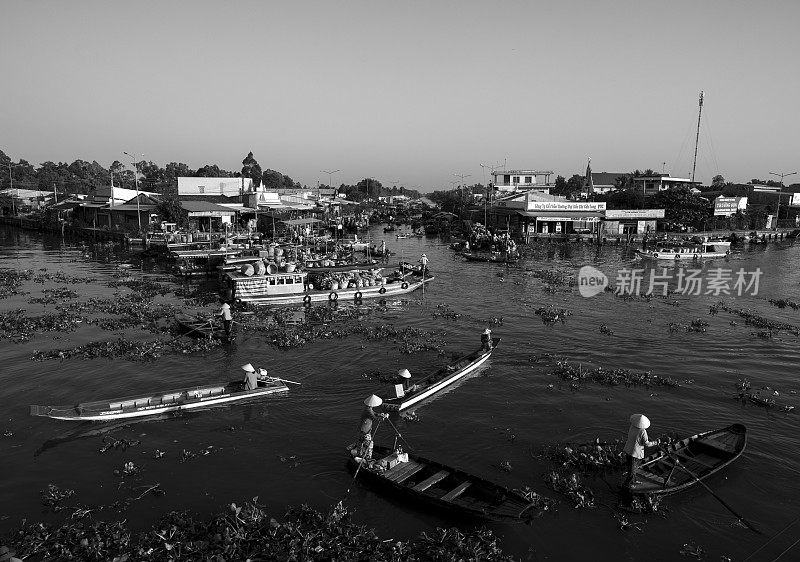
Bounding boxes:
[712,301,800,335]
[511,486,558,515]
[679,542,705,558]
[31,336,222,362]
[769,298,800,310]
[41,484,75,510]
[114,461,141,477]
[3,500,516,561]
[622,494,664,515]
[0,268,33,298]
[599,324,614,336]
[668,318,709,333]
[432,303,462,320]
[98,437,141,454]
[525,268,574,287]
[106,277,173,299]
[542,439,626,471]
[735,380,794,412]
[28,287,80,305]
[552,361,680,388]
[0,309,82,342]
[180,445,219,462]
[545,471,595,508]
[534,306,572,324]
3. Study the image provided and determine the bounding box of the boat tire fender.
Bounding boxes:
[354,291,362,301]
[652,252,659,258]
[675,254,681,260]
[379,287,386,294]
[303,294,312,305]
[329,292,338,301]
[725,250,730,256]
[401,282,409,289]
[693,254,699,260]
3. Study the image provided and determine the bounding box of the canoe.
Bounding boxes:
[382,339,500,411]
[175,314,232,341]
[462,252,517,263]
[30,377,289,421]
[347,443,536,522]
[629,423,747,496]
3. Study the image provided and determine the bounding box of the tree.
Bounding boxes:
[552,175,567,196]
[164,162,192,194]
[563,174,584,198]
[154,193,188,227]
[241,151,262,188]
[262,169,283,190]
[712,174,726,189]
[650,187,710,227]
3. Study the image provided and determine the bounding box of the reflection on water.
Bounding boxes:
[1,226,799,560]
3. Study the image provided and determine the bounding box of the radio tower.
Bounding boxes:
[691,91,704,183]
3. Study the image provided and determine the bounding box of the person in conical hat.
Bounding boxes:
[623,414,660,487]
[481,328,493,351]
[398,368,413,392]
[357,394,386,460]
[240,363,258,390]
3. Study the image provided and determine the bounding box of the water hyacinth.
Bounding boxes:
[545,471,595,509]
[542,439,627,471]
[551,361,680,388]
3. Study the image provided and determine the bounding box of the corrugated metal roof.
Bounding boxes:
[181,200,238,213]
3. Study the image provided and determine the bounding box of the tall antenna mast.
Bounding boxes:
[691,90,704,182]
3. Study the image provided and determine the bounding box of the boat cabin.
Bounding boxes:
[225,270,309,298]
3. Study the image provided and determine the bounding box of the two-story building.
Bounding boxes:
[633,175,700,197]
[491,170,554,193]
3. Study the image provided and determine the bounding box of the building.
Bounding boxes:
[584,172,629,196]
[602,209,665,235]
[713,196,748,216]
[632,175,700,197]
[489,189,606,239]
[177,177,253,197]
[491,170,554,193]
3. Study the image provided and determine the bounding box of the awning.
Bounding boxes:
[281,218,322,226]
[181,200,237,217]
[517,211,604,219]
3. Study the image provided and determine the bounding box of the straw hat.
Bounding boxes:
[398,368,411,379]
[629,414,650,429]
[364,394,383,407]
[241,363,256,372]
[421,253,427,258]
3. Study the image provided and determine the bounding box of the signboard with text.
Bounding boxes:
[604,209,664,219]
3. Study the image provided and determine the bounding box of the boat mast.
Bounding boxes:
[691,91,704,183]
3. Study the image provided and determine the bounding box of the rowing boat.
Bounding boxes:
[629,423,747,495]
[30,377,289,421]
[462,252,517,263]
[347,444,536,522]
[175,314,232,341]
[381,339,499,411]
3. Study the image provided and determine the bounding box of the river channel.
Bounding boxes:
[1,224,799,560]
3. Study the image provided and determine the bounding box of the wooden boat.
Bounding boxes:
[175,314,233,341]
[382,339,499,411]
[30,376,289,421]
[222,269,433,306]
[629,423,747,496]
[346,443,535,522]
[462,252,517,263]
[637,239,730,260]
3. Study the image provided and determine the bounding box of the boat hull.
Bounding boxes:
[233,277,433,306]
[636,250,729,259]
[383,339,499,411]
[31,380,288,421]
[629,423,746,496]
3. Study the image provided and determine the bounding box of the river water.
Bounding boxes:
[1,224,799,560]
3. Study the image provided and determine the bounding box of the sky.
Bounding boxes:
[1,0,799,191]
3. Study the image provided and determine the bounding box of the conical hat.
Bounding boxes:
[629,414,650,429]
[398,369,411,379]
[241,363,255,372]
[483,328,492,335]
[364,394,383,407]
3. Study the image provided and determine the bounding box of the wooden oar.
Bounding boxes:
[265,376,302,385]
[663,449,763,535]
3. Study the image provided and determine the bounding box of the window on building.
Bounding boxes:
[504,174,510,184]
[525,176,532,183]
[513,176,519,184]
[198,186,205,194]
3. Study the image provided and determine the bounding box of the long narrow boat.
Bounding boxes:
[346,444,536,522]
[30,377,289,421]
[382,339,500,411]
[629,423,747,496]
[636,239,730,260]
[462,252,517,263]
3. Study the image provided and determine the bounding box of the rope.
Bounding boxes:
[744,515,800,561]
[385,416,414,451]
[770,537,800,562]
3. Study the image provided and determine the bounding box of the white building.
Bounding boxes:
[632,175,700,197]
[178,177,253,197]
[491,170,554,193]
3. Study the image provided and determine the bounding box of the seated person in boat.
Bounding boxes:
[481,328,493,351]
[623,413,660,487]
[240,363,259,390]
[398,368,415,393]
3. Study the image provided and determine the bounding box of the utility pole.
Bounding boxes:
[691,91,704,183]
[769,171,797,230]
[7,162,15,216]
[123,151,142,233]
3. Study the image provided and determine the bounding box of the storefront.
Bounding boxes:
[490,195,606,240]
[602,209,664,235]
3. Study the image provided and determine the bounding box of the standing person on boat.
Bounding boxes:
[419,253,428,274]
[216,299,233,337]
[481,328,493,351]
[358,394,387,459]
[623,414,660,487]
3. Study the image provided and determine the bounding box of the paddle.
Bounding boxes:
[660,446,763,535]
[346,417,384,495]
[263,376,302,385]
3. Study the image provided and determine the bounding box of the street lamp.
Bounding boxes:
[769,171,797,230]
[320,169,340,189]
[123,151,142,233]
